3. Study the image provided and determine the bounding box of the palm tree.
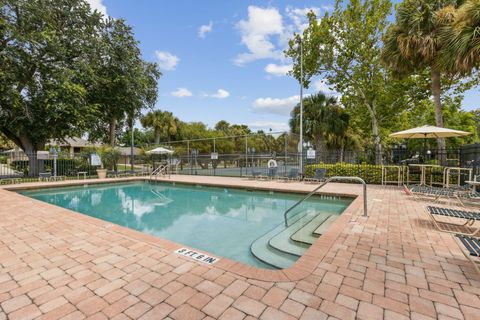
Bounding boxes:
[382,0,459,164]
[141,110,164,144]
[141,110,179,144]
[289,92,350,160]
[439,0,480,73]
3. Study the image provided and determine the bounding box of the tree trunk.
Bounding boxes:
[109,118,116,147]
[431,69,446,165]
[314,135,327,162]
[154,129,160,144]
[367,104,382,165]
[19,136,45,177]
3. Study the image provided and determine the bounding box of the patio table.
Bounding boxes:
[77,171,87,180]
[465,180,480,192]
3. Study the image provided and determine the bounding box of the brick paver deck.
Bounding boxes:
[1,176,479,319]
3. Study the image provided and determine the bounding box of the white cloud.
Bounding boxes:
[252,95,301,115]
[155,51,179,71]
[198,21,213,39]
[285,6,320,32]
[171,88,192,97]
[204,89,230,99]
[85,0,107,16]
[248,121,290,132]
[234,6,284,65]
[234,6,322,65]
[212,89,230,99]
[265,63,292,76]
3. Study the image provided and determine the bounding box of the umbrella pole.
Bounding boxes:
[423,135,427,163]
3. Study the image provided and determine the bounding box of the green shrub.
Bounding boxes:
[0,155,7,164]
[305,163,455,185]
[305,163,384,184]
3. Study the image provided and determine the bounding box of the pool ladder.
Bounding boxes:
[150,164,170,180]
[283,176,368,227]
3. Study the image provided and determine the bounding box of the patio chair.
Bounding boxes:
[265,167,277,180]
[454,234,480,273]
[304,168,327,184]
[279,168,300,182]
[251,169,263,180]
[426,206,480,236]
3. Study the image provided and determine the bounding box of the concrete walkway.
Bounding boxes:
[0,176,479,319]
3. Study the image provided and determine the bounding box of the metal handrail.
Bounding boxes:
[150,164,168,179]
[283,176,368,226]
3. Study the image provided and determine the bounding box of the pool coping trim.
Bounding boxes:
[4,176,362,281]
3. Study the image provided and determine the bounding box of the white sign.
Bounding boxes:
[90,153,101,166]
[37,151,49,160]
[211,152,218,160]
[307,149,316,159]
[175,248,219,265]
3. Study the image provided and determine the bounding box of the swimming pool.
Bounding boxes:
[21,181,352,268]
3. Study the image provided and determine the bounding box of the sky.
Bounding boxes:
[87,0,479,133]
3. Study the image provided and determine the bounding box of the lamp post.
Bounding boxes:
[297,36,304,178]
[247,147,256,173]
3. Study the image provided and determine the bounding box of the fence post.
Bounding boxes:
[244,136,248,177]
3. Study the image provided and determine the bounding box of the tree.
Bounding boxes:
[289,92,355,161]
[0,0,102,175]
[439,0,480,74]
[382,0,462,163]
[88,18,160,146]
[286,0,395,164]
[118,128,153,147]
[140,110,164,144]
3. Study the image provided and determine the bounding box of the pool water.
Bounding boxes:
[21,181,351,268]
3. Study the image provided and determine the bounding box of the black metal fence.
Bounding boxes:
[1,146,478,185]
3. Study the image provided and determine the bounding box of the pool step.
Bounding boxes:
[313,215,338,235]
[268,213,315,257]
[290,212,333,245]
[250,224,299,269]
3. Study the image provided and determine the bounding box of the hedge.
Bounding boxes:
[305,163,454,185]
[305,163,384,184]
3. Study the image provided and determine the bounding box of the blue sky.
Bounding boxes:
[89,0,478,132]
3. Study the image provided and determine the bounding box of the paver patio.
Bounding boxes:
[0,175,479,319]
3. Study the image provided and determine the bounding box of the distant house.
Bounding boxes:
[117,147,142,165]
[49,137,100,156]
[1,137,99,161]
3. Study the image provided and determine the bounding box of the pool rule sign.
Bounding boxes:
[175,248,219,265]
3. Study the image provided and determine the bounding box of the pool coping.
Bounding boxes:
[3,176,362,282]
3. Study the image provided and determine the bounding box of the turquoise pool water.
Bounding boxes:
[21,181,351,268]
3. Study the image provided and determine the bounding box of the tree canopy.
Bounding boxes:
[0,0,101,154]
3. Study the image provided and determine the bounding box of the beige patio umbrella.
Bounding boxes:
[389,125,471,139]
[389,125,471,160]
[145,147,174,155]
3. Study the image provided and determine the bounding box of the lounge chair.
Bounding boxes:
[304,168,327,183]
[38,172,52,181]
[404,184,461,205]
[279,168,300,182]
[0,173,23,184]
[107,170,120,178]
[426,206,480,236]
[454,234,480,273]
